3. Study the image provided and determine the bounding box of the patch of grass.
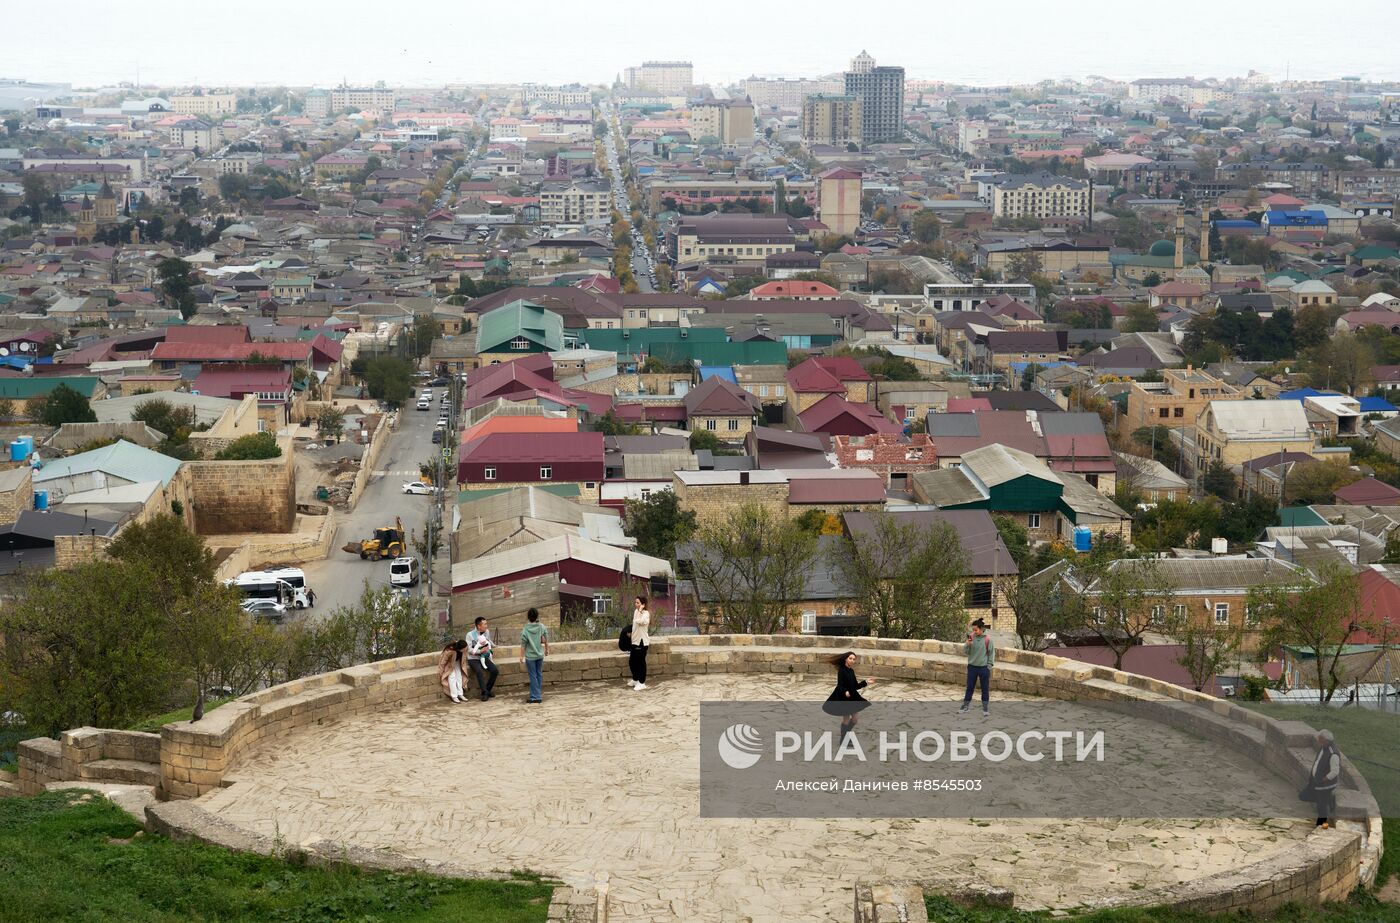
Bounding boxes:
[926,893,1400,922]
[0,791,554,923]
[1241,704,1400,820]
[127,699,235,733]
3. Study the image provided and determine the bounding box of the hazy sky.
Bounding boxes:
[9,0,1400,89]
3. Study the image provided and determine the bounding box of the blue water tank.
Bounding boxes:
[17,435,34,456]
[1073,526,1093,553]
[33,490,48,511]
[7,440,24,462]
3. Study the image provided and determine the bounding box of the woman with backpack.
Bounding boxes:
[628,595,651,691]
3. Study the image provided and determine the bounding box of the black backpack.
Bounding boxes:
[618,627,633,652]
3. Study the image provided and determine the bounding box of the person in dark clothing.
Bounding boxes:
[823,651,874,741]
[465,616,499,701]
[1309,729,1342,829]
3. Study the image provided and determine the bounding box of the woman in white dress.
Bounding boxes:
[439,640,468,702]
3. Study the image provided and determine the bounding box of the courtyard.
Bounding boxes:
[199,672,1311,922]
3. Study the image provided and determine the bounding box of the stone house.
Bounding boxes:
[682,376,760,443]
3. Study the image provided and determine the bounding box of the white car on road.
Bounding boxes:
[402,481,438,495]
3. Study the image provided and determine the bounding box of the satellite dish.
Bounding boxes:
[0,348,8,356]
[17,342,30,352]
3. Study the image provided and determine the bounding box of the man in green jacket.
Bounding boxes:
[959,617,995,717]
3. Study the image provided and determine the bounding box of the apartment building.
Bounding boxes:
[741,76,844,109]
[1127,78,1220,104]
[801,94,863,146]
[303,89,329,119]
[329,86,397,112]
[1120,367,1238,439]
[981,173,1090,219]
[625,61,693,96]
[522,83,591,107]
[170,93,237,116]
[671,214,798,264]
[844,50,904,143]
[645,178,814,213]
[689,99,755,144]
[169,120,221,149]
[816,167,861,237]
[538,179,610,224]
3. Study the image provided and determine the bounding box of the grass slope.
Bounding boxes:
[0,791,553,923]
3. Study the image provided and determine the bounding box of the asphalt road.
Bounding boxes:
[601,101,659,293]
[299,396,450,620]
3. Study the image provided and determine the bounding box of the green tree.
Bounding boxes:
[1122,303,1159,333]
[34,384,97,426]
[1283,460,1362,505]
[358,355,415,406]
[315,405,346,442]
[911,210,942,244]
[623,489,698,562]
[1293,303,1333,351]
[1142,271,1163,288]
[829,512,969,640]
[410,316,441,360]
[1005,250,1043,281]
[156,257,197,320]
[132,397,197,441]
[722,275,764,297]
[1201,460,1237,499]
[214,432,282,460]
[21,172,49,223]
[1307,331,1372,394]
[993,515,1031,573]
[689,428,740,455]
[1250,565,1370,704]
[688,503,818,634]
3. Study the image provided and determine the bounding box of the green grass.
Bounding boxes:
[1240,703,1400,820]
[924,894,1400,922]
[127,698,236,733]
[0,791,554,923]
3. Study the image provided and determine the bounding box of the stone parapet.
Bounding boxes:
[22,634,1386,916]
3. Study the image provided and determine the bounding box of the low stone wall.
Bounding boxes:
[17,727,159,795]
[23,635,1385,916]
[344,411,392,510]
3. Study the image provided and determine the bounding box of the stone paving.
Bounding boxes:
[199,673,1310,922]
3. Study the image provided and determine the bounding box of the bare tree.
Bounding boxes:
[1066,557,1176,670]
[1166,614,1244,693]
[829,513,968,640]
[689,503,817,634]
[1006,566,1078,652]
[1250,565,1373,704]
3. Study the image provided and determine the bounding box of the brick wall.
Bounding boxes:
[186,437,296,534]
[833,433,935,485]
[0,465,33,522]
[690,414,753,443]
[54,533,114,568]
[673,479,787,526]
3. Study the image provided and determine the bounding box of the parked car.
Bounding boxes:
[432,429,443,444]
[402,481,437,495]
[240,599,287,621]
[428,377,450,387]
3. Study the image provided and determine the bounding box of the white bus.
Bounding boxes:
[227,568,315,609]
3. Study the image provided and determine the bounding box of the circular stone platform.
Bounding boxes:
[198,673,1310,922]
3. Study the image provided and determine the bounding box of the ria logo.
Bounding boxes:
[717,723,763,769]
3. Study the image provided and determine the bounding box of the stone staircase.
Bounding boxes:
[80,758,161,787]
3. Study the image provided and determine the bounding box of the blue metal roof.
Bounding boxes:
[698,365,737,383]
[1264,209,1327,227]
[1359,396,1397,413]
[1278,387,1329,402]
[1215,219,1259,228]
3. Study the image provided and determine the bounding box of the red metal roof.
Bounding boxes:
[798,394,901,437]
[164,325,251,345]
[1333,477,1400,506]
[459,431,604,463]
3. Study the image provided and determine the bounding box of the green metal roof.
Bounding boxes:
[476,300,564,353]
[0,376,101,400]
[579,328,786,366]
[457,483,580,503]
[1278,505,1327,527]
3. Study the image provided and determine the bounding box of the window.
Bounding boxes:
[758,385,769,397]
[484,467,496,481]
[585,482,596,489]
[1174,604,1187,621]
[965,582,993,608]
[800,611,817,634]
[510,337,530,350]
[593,594,610,614]
[1173,406,1184,418]
[1245,605,1259,625]
[1150,605,1165,627]
[706,419,716,431]
[1027,513,1041,529]
[727,418,739,431]
[540,466,552,480]
[640,488,651,500]
[1214,602,1230,625]
[1159,408,1169,419]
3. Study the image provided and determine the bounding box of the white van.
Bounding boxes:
[228,567,314,609]
[389,556,420,588]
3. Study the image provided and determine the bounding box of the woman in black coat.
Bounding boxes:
[823,651,873,740]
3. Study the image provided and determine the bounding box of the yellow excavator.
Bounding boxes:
[344,517,405,561]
